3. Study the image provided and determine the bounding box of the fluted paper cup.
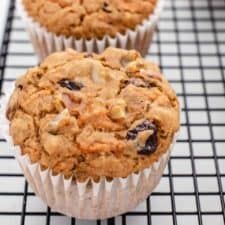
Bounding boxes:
[16,0,165,60]
[0,84,178,220]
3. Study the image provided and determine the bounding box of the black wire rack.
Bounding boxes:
[0,0,225,225]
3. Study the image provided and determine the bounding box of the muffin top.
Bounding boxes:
[22,0,158,39]
[7,48,179,181]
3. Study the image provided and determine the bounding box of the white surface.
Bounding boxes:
[0,0,9,48]
[0,0,225,225]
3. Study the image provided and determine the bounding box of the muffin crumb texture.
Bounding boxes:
[22,0,158,39]
[7,48,179,181]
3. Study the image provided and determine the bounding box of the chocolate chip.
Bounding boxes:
[127,120,155,140]
[127,120,158,155]
[58,79,83,91]
[138,131,158,155]
[17,84,23,90]
[102,2,112,13]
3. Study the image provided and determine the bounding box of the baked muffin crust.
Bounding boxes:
[7,48,180,181]
[22,0,158,39]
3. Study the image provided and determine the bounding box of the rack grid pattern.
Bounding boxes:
[0,0,225,225]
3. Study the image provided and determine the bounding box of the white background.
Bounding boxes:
[0,0,9,47]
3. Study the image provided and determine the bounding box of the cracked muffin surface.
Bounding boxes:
[7,48,180,181]
[22,0,158,39]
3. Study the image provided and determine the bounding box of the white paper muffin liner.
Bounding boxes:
[16,0,165,60]
[0,84,178,220]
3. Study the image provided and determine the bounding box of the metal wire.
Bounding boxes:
[0,0,225,225]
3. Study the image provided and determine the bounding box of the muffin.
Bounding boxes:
[2,48,179,219]
[17,0,165,60]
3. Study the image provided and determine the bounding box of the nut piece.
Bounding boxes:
[91,63,105,84]
[126,120,158,155]
[91,61,115,85]
[47,109,79,135]
[109,99,126,120]
[48,109,70,132]
[58,79,84,91]
[137,130,154,147]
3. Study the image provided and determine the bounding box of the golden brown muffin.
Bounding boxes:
[7,48,179,181]
[22,0,158,39]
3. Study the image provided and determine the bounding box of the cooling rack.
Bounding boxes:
[0,0,225,224]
